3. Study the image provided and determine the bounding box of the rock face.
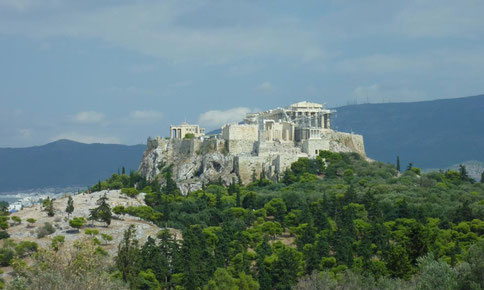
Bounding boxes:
[138,137,237,194]
[138,131,366,195]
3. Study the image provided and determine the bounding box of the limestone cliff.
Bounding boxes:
[138,130,366,195]
[138,137,237,194]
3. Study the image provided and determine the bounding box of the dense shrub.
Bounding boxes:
[121,187,139,197]
[36,222,56,238]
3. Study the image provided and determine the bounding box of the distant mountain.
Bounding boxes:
[332,94,484,169]
[424,160,484,181]
[0,140,146,193]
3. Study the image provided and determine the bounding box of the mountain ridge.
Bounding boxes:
[331,94,484,169]
[0,140,146,193]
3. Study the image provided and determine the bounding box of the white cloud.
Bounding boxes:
[129,110,163,122]
[70,111,105,124]
[51,132,120,144]
[199,107,252,128]
[257,81,275,93]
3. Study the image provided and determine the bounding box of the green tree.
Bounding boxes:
[457,240,484,289]
[181,225,215,289]
[396,156,401,172]
[264,198,287,223]
[416,253,457,290]
[260,221,283,240]
[163,166,180,196]
[242,191,257,209]
[481,171,484,183]
[255,236,272,290]
[136,269,161,290]
[459,164,473,182]
[65,195,74,218]
[116,225,141,285]
[385,244,412,279]
[42,197,55,217]
[11,216,21,225]
[236,187,241,207]
[89,194,112,227]
[26,218,36,227]
[270,244,303,290]
[205,268,238,290]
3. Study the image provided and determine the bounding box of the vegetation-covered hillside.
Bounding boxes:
[5,152,484,289]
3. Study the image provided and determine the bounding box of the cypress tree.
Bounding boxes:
[115,225,140,284]
[396,156,401,172]
[163,166,179,196]
[228,177,236,195]
[65,195,74,218]
[235,187,241,207]
[481,171,484,183]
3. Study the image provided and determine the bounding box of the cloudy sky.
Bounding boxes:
[1,0,483,147]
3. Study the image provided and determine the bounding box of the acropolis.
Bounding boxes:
[139,101,366,193]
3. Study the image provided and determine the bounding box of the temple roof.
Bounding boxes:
[288,101,323,109]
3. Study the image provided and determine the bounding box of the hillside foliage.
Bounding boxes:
[6,151,484,289]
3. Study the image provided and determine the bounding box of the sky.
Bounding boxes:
[1,0,483,147]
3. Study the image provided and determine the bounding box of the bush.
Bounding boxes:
[7,240,128,289]
[126,206,162,222]
[36,222,56,238]
[85,229,99,236]
[113,205,126,215]
[26,218,36,226]
[0,231,10,240]
[121,188,139,197]
[0,216,9,230]
[52,235,65,251]
[101,233,113,244]
[184,133,195,139]
[69,217,86,230]
[15,241,38,257]
[0,248,14,266]
[11,216,21,225]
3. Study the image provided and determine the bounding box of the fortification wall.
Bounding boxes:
[257,141,302,157]
[222,124,258,141]
[234,156,266,184]
[226,140,256,155]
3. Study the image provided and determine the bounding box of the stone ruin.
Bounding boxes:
[138,101,366,194]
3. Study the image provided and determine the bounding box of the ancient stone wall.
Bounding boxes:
[222,124,258,141]
[139,128,366,192]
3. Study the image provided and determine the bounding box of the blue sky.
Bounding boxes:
[1,0,483,147]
